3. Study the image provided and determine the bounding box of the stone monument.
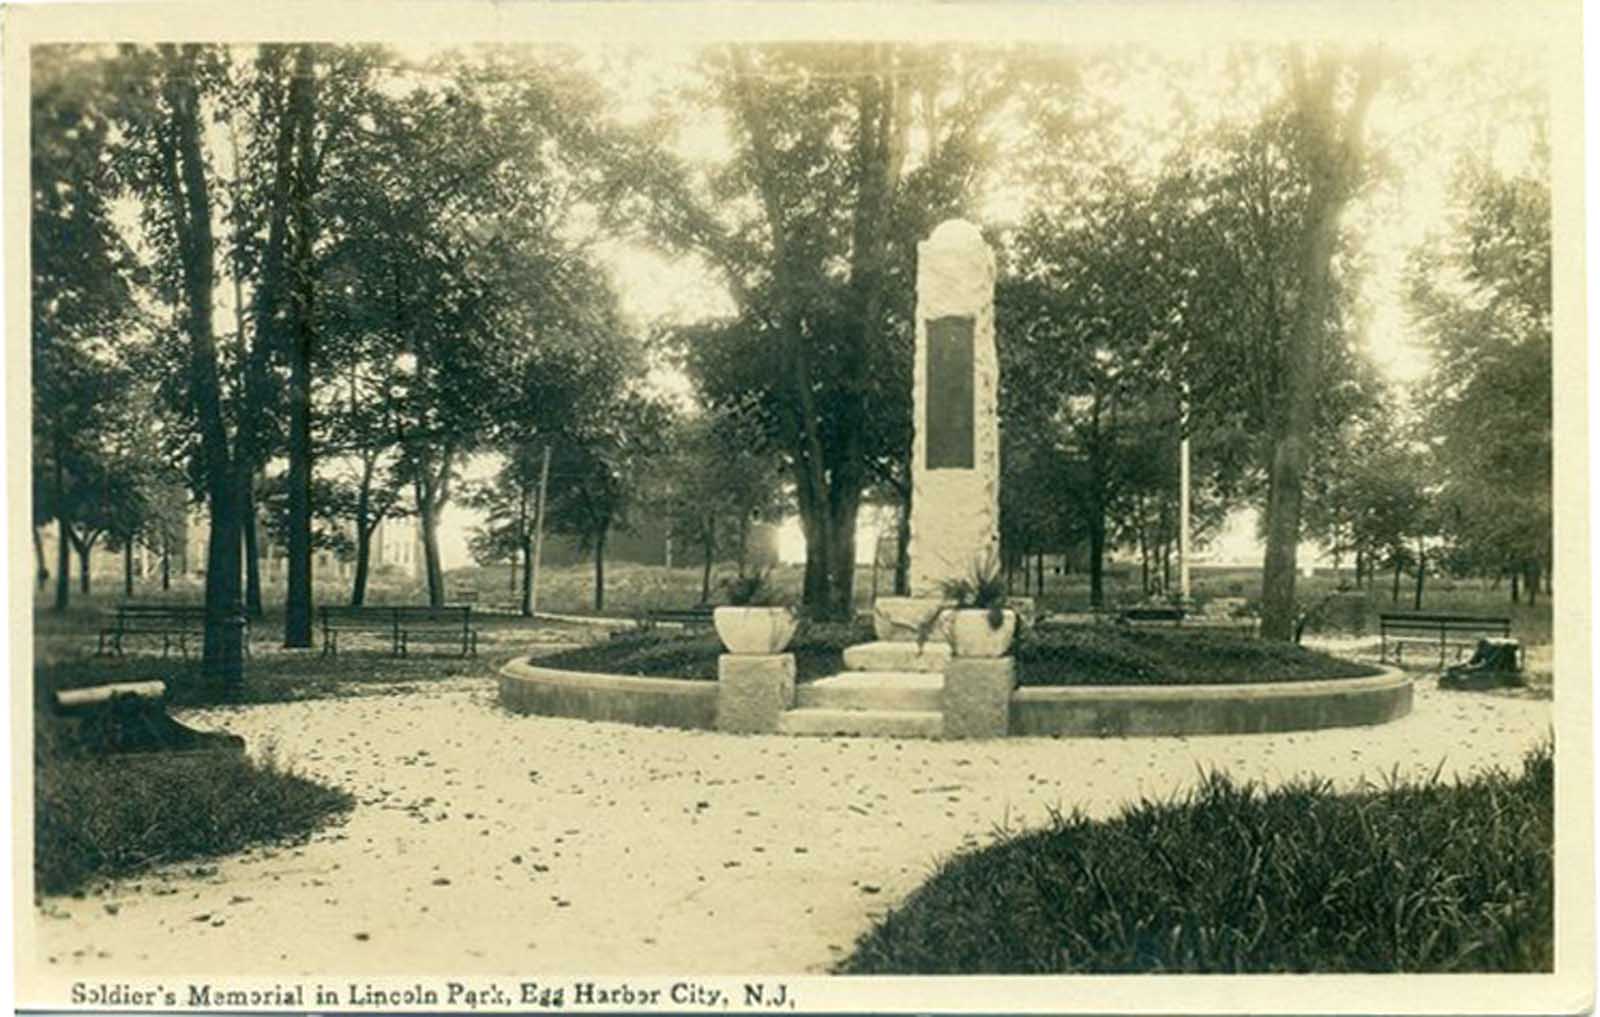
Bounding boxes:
[910,218,1001,593]
[846,218,1001,667]
[794,218,1015,738]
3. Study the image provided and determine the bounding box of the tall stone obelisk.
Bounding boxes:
[909,219,1000,595]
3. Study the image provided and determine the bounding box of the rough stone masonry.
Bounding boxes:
[909,218,1000,595]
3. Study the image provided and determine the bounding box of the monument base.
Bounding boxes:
[841,640,951,674]
[870,596,953,643]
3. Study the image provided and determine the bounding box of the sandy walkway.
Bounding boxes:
[31,675,1549,976]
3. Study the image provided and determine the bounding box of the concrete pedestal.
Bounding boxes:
[942,657,1015,739]
[716,654,796,734]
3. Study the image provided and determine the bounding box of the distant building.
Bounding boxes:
[37,507,421,593]
[533,517,781,570]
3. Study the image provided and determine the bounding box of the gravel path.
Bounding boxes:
[31,674,1550,976]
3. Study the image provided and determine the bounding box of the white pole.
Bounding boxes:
[529,444,553,614]
[1179,433,1191,604]
[1179,361,1192,604]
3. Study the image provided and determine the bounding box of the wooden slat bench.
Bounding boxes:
[320,605,478,657]
[97,604,250,658]
[1379,612,1512,668]
[644,607,716,628]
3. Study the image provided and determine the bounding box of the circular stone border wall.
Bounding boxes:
[499,659,717,731]
[500,659,1411,738]
[1009,667,1412,738]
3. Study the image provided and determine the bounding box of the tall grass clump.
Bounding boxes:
[35,746,353,896]
[839,743,1553,974]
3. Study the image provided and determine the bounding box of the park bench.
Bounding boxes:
[1118,606,1187,626]
[97,603,250,658]
[1378,612,1512,668]
[319,605,479,657]
[643,606,716,629]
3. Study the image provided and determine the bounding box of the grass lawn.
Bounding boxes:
[837,743,1553,974]
[1014,624,1378,686]
[539,621,869,682]
[537,622,1378,686]
[34,746,353,897]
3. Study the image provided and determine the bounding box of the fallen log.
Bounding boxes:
[53,681,167,713]
[50,681,243,755]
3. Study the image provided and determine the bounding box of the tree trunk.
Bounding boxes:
[1526,560,1539,607]
[201,475,246,681]
[593,528,607,612]
[417,490,444,608]
[1035,551,1045,598]
[1088,516,1106,609]
[33,526,49,591]
[54,448,70,611]
[1138,521,1149,596]
[520,535,533,617]
[412,456,451,608]
[1510,568,1521,604]
[161,531,171,591]
[242,483,263,617]
[78,538,92,594]
[1258,54,1382,642]
[350,522,373,607]
[1392,557,1402,604]
[159,46,242,686]
[699,520,714,605]
[1260,433,1310,639]
[283,44,319,649]
[1412,542,1425,610]
[123,540,135,598]
[801,509,827,610]
[893,488,911,596]
[827,491,862,620]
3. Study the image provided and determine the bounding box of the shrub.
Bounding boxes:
[838,743,1553,974]
[1015,625,1377,686]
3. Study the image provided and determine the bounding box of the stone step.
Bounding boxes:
[841,640,951,674]
[777,707,944,739]
[796,672,944,712]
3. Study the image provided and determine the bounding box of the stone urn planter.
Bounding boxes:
[713,607,799,655]
[948,609,1017,657]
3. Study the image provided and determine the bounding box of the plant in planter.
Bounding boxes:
[918,553,1018,657]
[713,570,799,654]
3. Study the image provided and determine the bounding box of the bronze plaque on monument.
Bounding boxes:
[925,315,975,469]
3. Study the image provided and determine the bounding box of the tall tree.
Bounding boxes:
[31,46,140,611]
[1250,49,1386,640]
[1409,155,1551,600]
[316,48,620,606]
[651,400,788,604]
[639,43,1010,618]
[546,393,673,612]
